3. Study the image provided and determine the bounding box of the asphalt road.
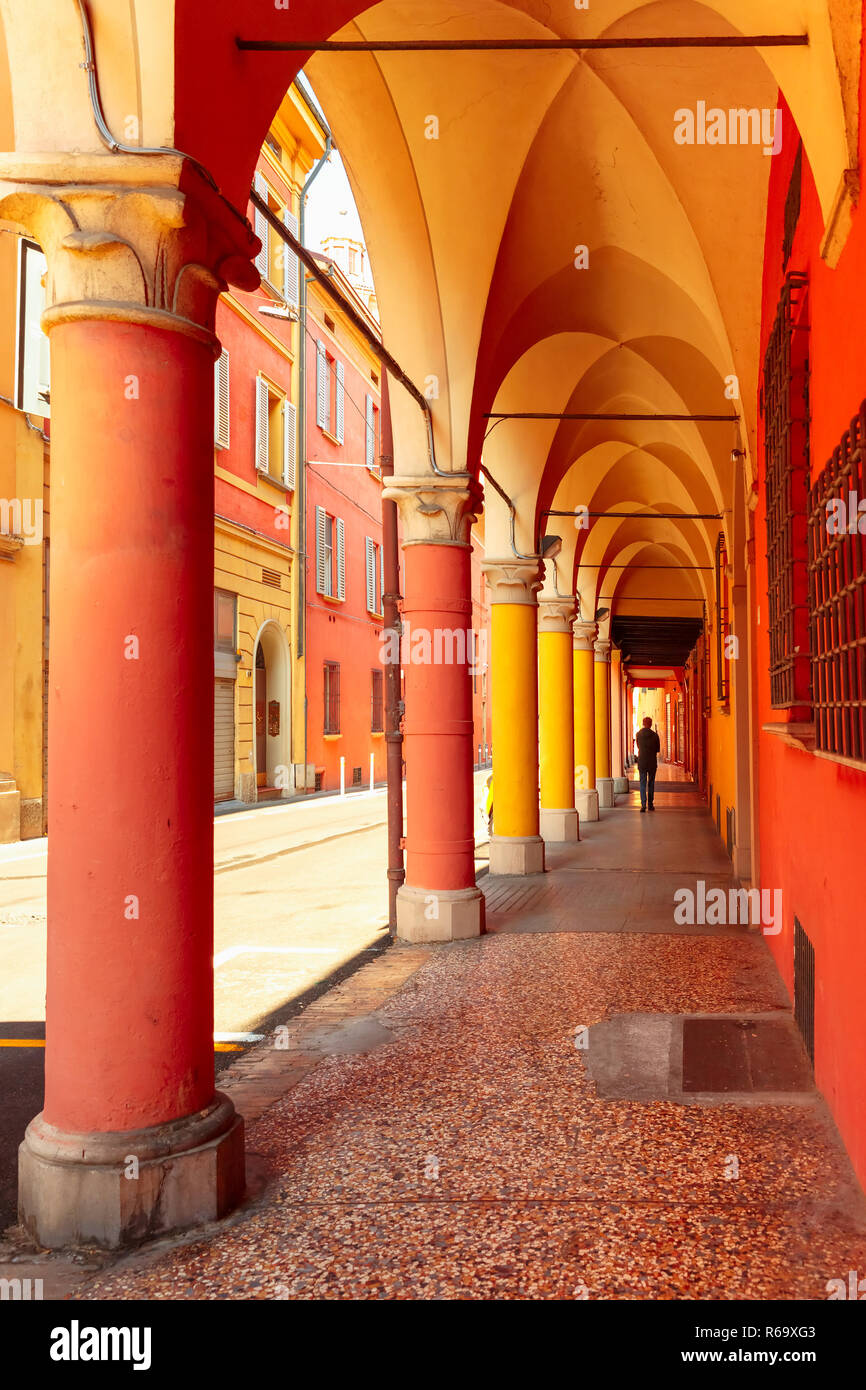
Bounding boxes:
[0,775,491,1233]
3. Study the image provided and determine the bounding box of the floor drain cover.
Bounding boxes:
[681,1017,813,1092]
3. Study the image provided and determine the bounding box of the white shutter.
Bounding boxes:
[16,242,50,418]
[283,209,299,306]
[335,360,345,444]
[365,394,375,470]
[336,517,346,600]
[316,340,329,430]
[379,546,385,612]
[282,399,297,490]
[253,172,269,280]
[255,377,270,473]
[365,537,376,613]
[214,679,236,802]
[214,349,230,450]
[315,505,328,595]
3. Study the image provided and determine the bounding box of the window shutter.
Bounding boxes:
[336,517,346,600]
[283,209,299,306]
[255,377,270,473]
[282,399,297,489]
[366,394,375,469]
[335,360,345,444]
[214,349,230,450]
[253,172,269,280]
[365,537,376,613]
[380,547,385,612]
[315,505,328,595]
[316,340,329,430]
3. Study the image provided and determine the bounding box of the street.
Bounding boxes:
[0,774,491,1232]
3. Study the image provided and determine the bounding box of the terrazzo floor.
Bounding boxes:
[76,774,866,1300]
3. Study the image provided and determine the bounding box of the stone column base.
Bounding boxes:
[575,788,600,822]
[395,883,485,943]
[0,775,21,844]
[489,834,545,876]
[18,1094,245,1250]
[597,778,615,808]
[539,808,579,842]
[613,776,629,794]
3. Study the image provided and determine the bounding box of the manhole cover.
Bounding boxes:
[681,1017,813,1093]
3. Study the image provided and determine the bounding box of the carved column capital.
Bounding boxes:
[572,620,597,651]
[481,556,542,605]
[537,593,576,634]
[0,152,260,354]
[382,473,481,547]
[594,638,612,664]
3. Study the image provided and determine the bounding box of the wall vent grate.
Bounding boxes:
[794,916,815,1067]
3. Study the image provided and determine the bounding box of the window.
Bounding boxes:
[365,536,383,615]
[761,271,811,709]
[371,669,384,733]
[214,349,230,450]
[315,505,345,599]
[715,532,731,704]
[16,238,50,418]
[252,170,299,306]
[255,376,296,489]
[807,400,866,761]
[214,590,237,653]
[324,662,341,734]
[366,394,380,473]
[316,340,344,442]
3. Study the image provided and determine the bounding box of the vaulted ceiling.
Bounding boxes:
[1,0,858,661]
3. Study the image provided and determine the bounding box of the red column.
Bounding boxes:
[403,542,476,891]
[4,155,257,1249]
[383,476,484,941]
[44,320,215,1131]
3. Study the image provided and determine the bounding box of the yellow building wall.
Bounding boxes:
[705,614,739,847]
[0,231,49,841]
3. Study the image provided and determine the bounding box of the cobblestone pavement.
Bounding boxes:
[72,782,866,1301]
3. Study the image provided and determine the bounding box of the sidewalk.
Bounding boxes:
[30,778,866,1299]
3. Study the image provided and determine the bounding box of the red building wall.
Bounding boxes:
[304,298,385,792]
[755,79,866,1188]
[214,152,296,542]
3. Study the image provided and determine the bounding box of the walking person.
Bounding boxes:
[635,716,661,813]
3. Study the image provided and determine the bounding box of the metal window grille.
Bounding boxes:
[807,400,866,761]
[701,614,711,717]
[352,766,362,786]
[761,271,811,708]
[715,792,721,834]
[324,661,341,734]
[371,668,384,733]
[782,143,803,271]
[314,770,324,792]
[715,532,731,703]
[793,917,815,1067]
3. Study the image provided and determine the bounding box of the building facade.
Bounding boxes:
[211,86,327,804]
[0,213,49,840]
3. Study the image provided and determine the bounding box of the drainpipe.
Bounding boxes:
[379,376,405,932]
[297,123,333,794]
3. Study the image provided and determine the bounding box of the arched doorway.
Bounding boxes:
[253,621,292,801]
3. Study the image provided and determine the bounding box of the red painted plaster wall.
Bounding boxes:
[756,71,866,1187]
[304,307,385,792]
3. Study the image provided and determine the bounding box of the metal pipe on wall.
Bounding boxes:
[379,377,405,932]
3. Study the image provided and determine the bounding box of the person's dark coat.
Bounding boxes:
[636,726,661,772]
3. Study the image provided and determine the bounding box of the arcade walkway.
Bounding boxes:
[73,783,866,1301]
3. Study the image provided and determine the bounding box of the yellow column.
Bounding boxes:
[538,594,578,842]
[572,620,599,822]
[594,637,614,807]
[482,559,545,875]
[611,646,626,789]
